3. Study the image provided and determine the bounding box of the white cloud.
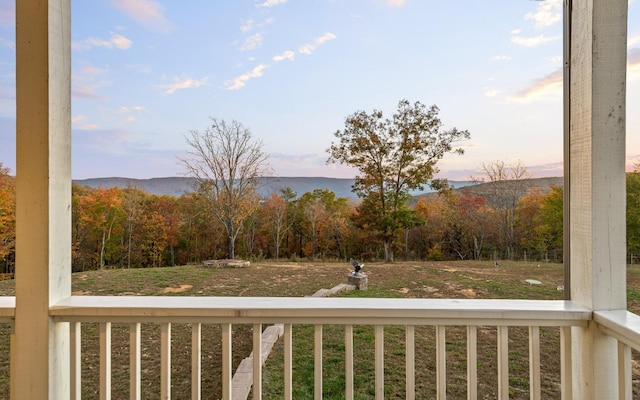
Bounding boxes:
[72,115,99,130]
[109,0,173,33]
[299,32,337,55]
[240,19,254,33]
[629,34,640,48]
[0,36,13,49]
[72,84,109,100]
[81,65,107,75]
[126,64,152,74]
[73,33,133,51]
[629,48,640,81]
[241,17,274,33]
[72,115,86,124]
[257,0,287,8]
[273,50,295,62]
[386,0,406,7]
[224,64,269,90]
[484,89,501,98]
[548,55,563,64]
[525,0,562,30]
[118,105,145,113]
[490,55,511,61]
[240,33,263,51]
[78,123,100,131]
[111,34,134,49]
[511,34,560,47]
[158,77,208,95]
[510,69,563,102]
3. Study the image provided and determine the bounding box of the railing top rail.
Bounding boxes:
[50,296,592,326]
[595,310,640,350]
[0,296,15,322]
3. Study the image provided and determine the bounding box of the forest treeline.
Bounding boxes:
[3,164,640,272]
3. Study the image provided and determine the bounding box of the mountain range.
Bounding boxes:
[72,176,480,200]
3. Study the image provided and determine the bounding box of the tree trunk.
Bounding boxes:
[127,222,132,268]
[383,241,394,262]
[228,235,235,259]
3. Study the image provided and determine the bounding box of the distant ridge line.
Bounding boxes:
[73,176,562,200]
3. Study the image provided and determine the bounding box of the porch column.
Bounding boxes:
[11,0,72,399]
[569,0,627,398]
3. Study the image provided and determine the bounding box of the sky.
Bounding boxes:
[0,0,639,181]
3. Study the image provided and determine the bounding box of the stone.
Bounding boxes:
[347,274,368,290]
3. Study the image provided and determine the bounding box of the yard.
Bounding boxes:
[1,260,638,398]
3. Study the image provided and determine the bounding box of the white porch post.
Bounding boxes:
[569,0,628,398]
[11,0,72,399]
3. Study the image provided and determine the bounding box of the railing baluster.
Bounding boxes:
[222,323,233,400]
[617,341,632,400]
[406,325,415,400]
[191,323,201,400]
[314,324,323,400]
[100,322,111,400]
[161,323,171,400]
[497,326,509,400]
[345,324,354,400]
[436,325,446,400]
[70,322,81,400]
[130,323,141,400]
[467,326,478,400]
[253,323,262,400]
[529,326,541,400]
[560,326,572,400]
[284,323,293,400]
[375,325,384,400]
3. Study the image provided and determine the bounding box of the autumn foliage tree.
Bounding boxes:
[263,193,291,260]
[327,99,470,261]
[10,156,640,268]
[472,160,532,260]
[77,187,124,269]
[0,163,15,273]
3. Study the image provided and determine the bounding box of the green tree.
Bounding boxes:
[537,185,564,260]
[628,168,640,259]
[327,99,470,261]
[181,118,271,260]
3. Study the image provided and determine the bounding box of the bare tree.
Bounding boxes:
[180,118,271,259]
[472,160,531,260]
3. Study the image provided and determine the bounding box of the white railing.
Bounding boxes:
[6,296,640,398]
[593,310,640,400]
[48,296,592,400]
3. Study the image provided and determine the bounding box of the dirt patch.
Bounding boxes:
[460,288,477,298]
[162,284,193,294]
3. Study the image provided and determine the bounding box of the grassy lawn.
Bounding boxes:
[1,260,639,399]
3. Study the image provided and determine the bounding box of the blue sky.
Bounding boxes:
[0,0,639,180]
